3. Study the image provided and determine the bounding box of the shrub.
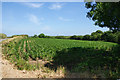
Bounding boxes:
[83,35,91,40]
[38,33,45,38]
[70,35,83,40]
[33,34,38,38]
[70,35,77,39]
[55,36,67,39]
[101,31,112,41]
[0,33,7,39]
[45,36,51,38]
[101,31,119,43]
[91,30,103,41]
[78,36,83,40]
[117,32,120,44]
[90,35,98,41]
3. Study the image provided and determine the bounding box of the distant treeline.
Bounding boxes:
[32,30,120,44]
[69,30,120,44]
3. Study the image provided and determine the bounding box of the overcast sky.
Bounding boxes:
[2,2,109,36]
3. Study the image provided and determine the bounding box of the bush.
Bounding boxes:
[101,31,119,43]
[55,36,67,39]
[91,30,103,41]
[109,33,118,43]
[70,35,83,40]
[90,35,98,41]
[45,36,51,38]
[78,36,83,40]
[38,33,45,38]
[101,31,112,41]
[0,33,7,39]
[117,33,120,44]
[33,34,38,38]
[83,35,91,40]
[70,35,77,39]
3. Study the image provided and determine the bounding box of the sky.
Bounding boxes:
[2,2,109,36]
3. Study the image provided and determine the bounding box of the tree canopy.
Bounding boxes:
[85,2,120,32]
[38,33,46,38]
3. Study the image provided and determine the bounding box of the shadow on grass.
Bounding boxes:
[44,44,120,78]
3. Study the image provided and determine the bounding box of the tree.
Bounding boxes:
[0,33,7,39]
[85,2,120,32]
[118,33,120,44]
[77,36,83,40]
[101,31,112,42]
[83,35,91,40]
[55,36,66,39]
[38,33,45,38]
[33,34,38,38]
[115,31,120,43]
[90,34,98,41]
[96,30,103,34]
[45,36,51,38]
[91,30,103,40]
[70,35,77,39]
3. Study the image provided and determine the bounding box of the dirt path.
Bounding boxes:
[0,38,64,78]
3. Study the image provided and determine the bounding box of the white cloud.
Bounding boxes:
[49,3,64,10]
[58,17,73,21]
[24,2,44,8]
[29,14,40,25]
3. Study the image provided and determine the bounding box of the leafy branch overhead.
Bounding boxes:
[85,2,120,32]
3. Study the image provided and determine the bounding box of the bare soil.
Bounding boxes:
[1,55,64,78]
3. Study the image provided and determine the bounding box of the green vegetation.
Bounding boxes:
[118,33,120,44]
[0,33,7,39]
[69,30,120,44]
[2,37,120,78]
[33,34,38,38]
[2,37,37,70]
[55,36,69,39]
[32,33,51,38]
[38,33,46,38]
[12,34,28,38]
[32,30,120,44]
[2,1,120,78]
[85,2,120,32]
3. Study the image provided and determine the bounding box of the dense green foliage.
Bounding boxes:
[2,38,120,78]
[0,33,7,39]
[83,35,91,40]
[85,2,120,32]
[38,33,46,38]
[118,33,120,44]
[32,33,51,38]
[33,34,38,38]
[34,30,120,44]
[2,38,37,70]
[69,30,120,44]
[70,35,83,40]
[55,36,69,39]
